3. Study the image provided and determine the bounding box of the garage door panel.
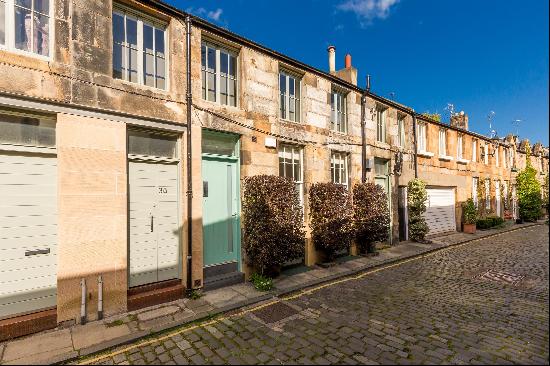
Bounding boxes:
[424,188,456,235]
[0,152,57,319]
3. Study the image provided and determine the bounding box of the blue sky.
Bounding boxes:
[169,0,549,145]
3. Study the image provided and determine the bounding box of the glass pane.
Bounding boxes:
[202,70,206,99]
[34,0,49,14]
[128,48,138,82]
[15,6,31,51]
[112,13,124,44]
[0,113,55,147]
[285,160,293,179]
[279,158,284,177]
[34,13,49,56]
[289,98,295,121]
[201,134,236,156]
[207,72,215,101]
[0,1,5,45]
[289,77,295,96]
[155,57,165,89]
[15,0,31,8]
[220,75,227,105]
[220,52,228,75]
[293,157,300,180]
[128,131,177,158]
[279,74,286,93]
[113,43,123,79]
[144,53,154,87]
[228,79,236,107]
[229,55,236,77]
[207,47,215,73]
[334,162,340,183]
[154,28,164,58]
[201,44,206,69]
[126,17,137,48]
[143,24,153,53]
[280,94,285,119]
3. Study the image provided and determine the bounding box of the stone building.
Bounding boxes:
[0,0,548,340]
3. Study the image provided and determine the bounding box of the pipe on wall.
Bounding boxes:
[97,275,103,320]
[361,75,370,183]
[412,111,418,179]
[185,15,194,293]
[80,278,86,324]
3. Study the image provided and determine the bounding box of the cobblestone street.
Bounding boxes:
[77,225,549,365]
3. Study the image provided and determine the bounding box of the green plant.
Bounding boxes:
[242,175,305,275]
[516,150,542,222]
[250,273,273,291]
[462,198,477,225]
[407,179,429,241]
[309,183,354,261]
[353,182,390,253]
[188,289,202,300]
[476,215,504,230]
[421,112,441,122]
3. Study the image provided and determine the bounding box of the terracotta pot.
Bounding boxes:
[463,223,476,234]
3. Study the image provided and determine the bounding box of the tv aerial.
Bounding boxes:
[487,111,497,139]
[511,119,522,139]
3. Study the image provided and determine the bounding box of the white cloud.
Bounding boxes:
[207,8,223,21]
[186,7,224,23]
[337,0,399,26]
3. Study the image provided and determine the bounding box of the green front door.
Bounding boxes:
[202,131,240,268]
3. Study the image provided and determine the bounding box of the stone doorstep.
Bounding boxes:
[0,222,540,365]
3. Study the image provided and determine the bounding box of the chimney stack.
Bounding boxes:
[450,111,469,130]
[345,53,352,69]
[327,46,336,73]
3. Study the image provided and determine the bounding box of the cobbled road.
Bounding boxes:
[82,225,549,365]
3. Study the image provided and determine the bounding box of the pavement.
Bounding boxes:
[0,221,547,365]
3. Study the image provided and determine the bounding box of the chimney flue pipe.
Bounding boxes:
[327,46,336,72]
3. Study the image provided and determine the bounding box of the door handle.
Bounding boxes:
[150,215,154,232]
[25,248,50,256]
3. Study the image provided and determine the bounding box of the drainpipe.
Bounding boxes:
[185,15,194,293]
[412,110,418,179]
[361,75,370,183]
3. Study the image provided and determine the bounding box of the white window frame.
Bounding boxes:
[279,70,301,122]
[397,115,406,148]
[0,0,54,59]
[485,179,491,210]
[495,146,499,167]
[330,88,347,133]
[417,122,427,153]
[376,106,386,143]
[278,143,304,206]
[472,139,477,162]
[201,41,238,107]
[330,151,349,189]
[503,149,507,168]
[439,129,447,157]
[457,134,463,159]
[112,5,168,90]
[472,177,478,208]
[484,144,489,164]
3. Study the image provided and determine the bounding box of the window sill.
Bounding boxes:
[438,155,454,161]
[456,158,470,164]
[112,78,171,95]
[417,151,434,158]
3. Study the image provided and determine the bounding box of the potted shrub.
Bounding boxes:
[353,183,390,255]
[462,198,477,234]
[309,183,354,264]
[242,175,305,277]
[407,179,430,242]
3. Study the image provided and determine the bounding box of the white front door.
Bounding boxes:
[424,188,456,235]
[129,161,180,288]
[0,153,57,319]
[495,181,501,216]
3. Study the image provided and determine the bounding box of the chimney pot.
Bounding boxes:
[327,45,336,73]
[345,54,352,69]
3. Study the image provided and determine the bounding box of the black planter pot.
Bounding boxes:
[516,218,524,224]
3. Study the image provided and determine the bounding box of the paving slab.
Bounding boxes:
[201,288,247,308]
[2,328,73,364]
[137,305,180,322]
[72,321,131,350]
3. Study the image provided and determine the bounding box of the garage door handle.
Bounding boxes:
[25,248,50,256]
[150,215,154,232]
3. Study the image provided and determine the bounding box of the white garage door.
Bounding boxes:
[424,188,456,235]
[0,153,58,319]
[129,161,180,288]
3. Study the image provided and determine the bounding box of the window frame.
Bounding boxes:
[495,146,499,167]
[330,151,349,189]
[375,105,387,143]
[278,143,304,206]
[485,179,491,210]
[472,177,478,208]
[472,139,477,162]
[112,4,169,90]
[0,0,54,59]
[457,134,463,159]
[439,128,447,157]
[397,114,406,148]
[484,144,489,164]
[330,87,347,133]
[201,40,239,107]
[279,69,301,122]
[417,122,427,152]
